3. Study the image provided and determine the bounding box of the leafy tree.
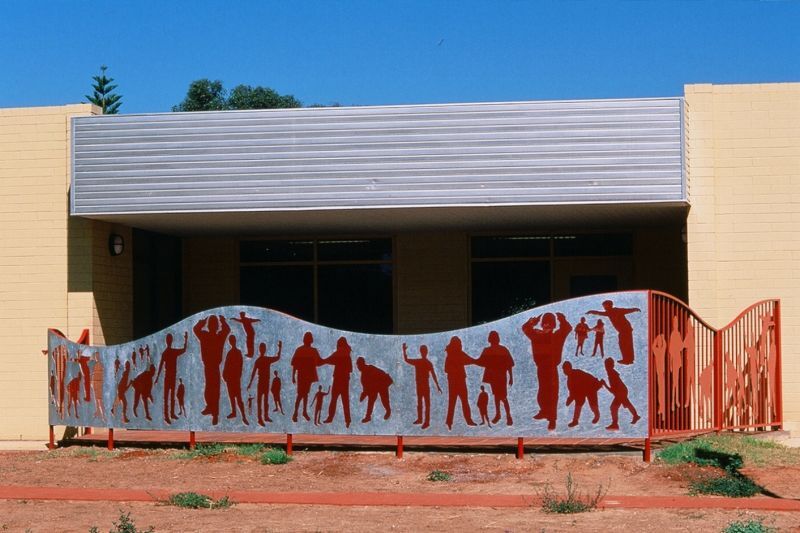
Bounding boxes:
[86,65,122,114]
[172,79,301,111]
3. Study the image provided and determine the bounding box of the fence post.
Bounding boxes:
[286,433,293,456]
[516,437,524,459]
[107,428,114,451]
[48,425,55,450]
[774,300,783,430]
[713,329,723,433]
[396,436,403,459]
[189,431,196,450]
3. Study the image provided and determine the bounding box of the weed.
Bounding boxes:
[88,509,155,533]
[540,472,607,514]
[260,447,292,465]
[233,443,265,457]
[72,447,118,461]
[689,473,761,498]
[722,517,776,533]
[168,492,212,509]
[173,443,227,460]
[211,495,234,509]
[658,434,800,468]
[426,470,452,482]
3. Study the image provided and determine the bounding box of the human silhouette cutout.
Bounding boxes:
[231,311,261,358]
[222,335,249,425]
[602,358,640,430]
[574,318,590,356]
[49,372,56,406]
[321,336,353,427]
[90,352,105,420]
[66,373,82,418]
[477,385,491,427]
[177,378,186,417]
[522,312,572,430]
[443,336,478,430]
[291,332,322,422]
[652,333,667,418]
[667,315,684,409]
[683,320,696,407]
[131,364,156,421]
[312,386,330,426]
[247,341,282,426]
[72,351,92,402]
[193,315,230,425]
[562,362,602,428]
[476,331,515,426]
[155,331,189,424]
[587,300,640,364]
[271,371,284,414]
[402,343,442,429]
[115,361,132,423]
[356,357,393,423]
[53,344,68,419]
[591,320,605,357]
[114,356,121,378]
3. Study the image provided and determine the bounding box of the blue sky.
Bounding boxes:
[1,1,798,113]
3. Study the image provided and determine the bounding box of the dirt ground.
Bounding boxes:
[0,447,799,532]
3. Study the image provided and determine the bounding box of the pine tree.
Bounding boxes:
[86,65,122,114]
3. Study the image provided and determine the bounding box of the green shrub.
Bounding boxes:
[540,473,607,514]
[689,473,761,498]
[233,443,265,457]
[722,518,776,533]
[260,447,292,465]
[174,443,227,460]
[426,470,452,482]
[168,492,213,509]
[88,510,154,533]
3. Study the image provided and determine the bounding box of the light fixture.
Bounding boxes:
[108,234,124,256]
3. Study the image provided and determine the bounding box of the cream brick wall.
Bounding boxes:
[685,82,800,433]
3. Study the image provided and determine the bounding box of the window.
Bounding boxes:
[240,238,393,334]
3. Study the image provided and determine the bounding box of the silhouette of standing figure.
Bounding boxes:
[562,362,602,428]
[651,334,667,418]
[116,361,132,423]
[91,352,105,420]
[356,357,393,423]
[73,351,92,402]
[591,320,605,357]
[522,312,572,431]
[476,331,515,426]
[131,364,156,421]
[291,332,321,422]
[402,343,442,429]
[155,331,189,424]
[587,300,640,365]
[667,315,684,409]
[231,311,261,358]
[477,386,491,427]
[321,336,354,427]
[444,336,478,430]
[66,373,82,418]
[53,344,68,419]
[312,386,330,426]
[247,341,282,426]
[271,371,284,414]
[193,315,230,425]
[177,378,186,417]
[50,371,56,405]
[602,358,640,430]
[222,335,249,425]
[574,318,590,356]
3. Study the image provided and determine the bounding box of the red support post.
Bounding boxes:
[516,437,524,459]
[48,425,55,450]
[189,431,196,450]
[774,300,783,430]
[643,438,651,463]
[396,436,403,459]
[84,427,92,436]
[713,328,723,433]
[286,433,293,456]
[107,428,114,451]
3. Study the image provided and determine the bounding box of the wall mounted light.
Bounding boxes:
[108,234,124,256]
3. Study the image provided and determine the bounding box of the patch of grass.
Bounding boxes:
[71,447,119,461]
[689,473,762,498]
[722,517,776,533]
[233,443,265,457]
[173,443,227,460]
[658,434,800,468]
[89,509,155,532]
[540,472,607,514]
[260,447,292,465]
[167,492,234,509]
[426,470,452,482]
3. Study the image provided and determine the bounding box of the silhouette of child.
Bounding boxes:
[177,378,186,416]
[602,358,641,430]
[477,385,491,427]
[574,317,590,356]
[271,371,284,414]
[591,319,605,357]
[312,386,329,426]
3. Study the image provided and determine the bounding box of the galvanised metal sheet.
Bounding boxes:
[48,292,649,438]
[70,99,684,216]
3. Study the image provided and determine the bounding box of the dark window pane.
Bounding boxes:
[318,264,393,334]
[471,261,550,324]
[554,234,632,257]
[472,236,549,259]
[240,240,314,263]
[318,239,392,262]
[240,265,314,322]
[570,275,618,298]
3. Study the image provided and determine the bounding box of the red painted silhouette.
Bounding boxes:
[477,385,491,427]
[271,371,284,414]
[562,362,602,427]
[443,336,478,430]
[155,332,189,424]
[522,312,572,431]
[193,315,230,425]
[91,352,105,420]
[402,343,442,429]
[114,356,121,378]
[66,373,82,418]
[591,320,605,357]
[683,321,696,407]
[356,357,393,423]
[132,348,137,368]
[291,332,322,422]
[114,361,132,423]
[72,350,92,402]
[602,358,640,430]
[574,318,590,356]
[131,364,156,421]
[652,334,667,418]
[177,378,186,417]
[312,385,330,426]
[475,331,515,426]
[53,344,68,419]
[247,341,282,426]
[49,372,56,406]
[222,335,249,425]
[321,336,354,427]
[587,300,640,364]
[667,316,684,409]
[231,311,261,358]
